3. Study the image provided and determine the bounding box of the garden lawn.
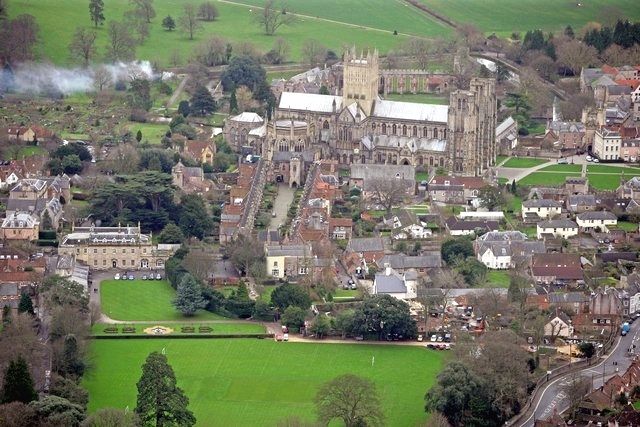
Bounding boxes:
[539,164,583,172]
[420,0,640,35]
[83,339,445,426]
[518,172,581,187]
[100,279,225,321]
[91,322,265,336]
[502,157,548,168]
[16,146,46,158]
[496,155,509,165]
[486,270,510,288]
[586,165,640,174]
[260,285,277,303]
[617,221,639,232]
[384,93,449,105]
[11,0,419,66]
[127,122,169,145]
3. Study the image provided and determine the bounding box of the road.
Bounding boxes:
[271,184,295,230]
[520,320,640,426]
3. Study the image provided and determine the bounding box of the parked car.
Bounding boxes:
[155,273,162,280]
[586,155,593,162]
[142,275,147,280]
[430,334,437,342]
[593,158,600,163]
[128,274,134,280]
[283,333,289,341]
[557,158,568,164]
[417,334,423,342]
[114,273,120,280]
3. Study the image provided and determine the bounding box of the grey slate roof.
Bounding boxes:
[347,237,384,253]
[265,244,310,257]
[577,211,617,221]
[538,219,578,229]
[377,253,441,270]
[548,292,589,304]
[374,272,406,293]
[350,164,415,181]
[523,199,563,208]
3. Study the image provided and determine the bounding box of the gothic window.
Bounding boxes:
[429,157,433,166]
[418,156,424,165]
[440,158,445,167]
[402,125,407,136]
[371,123,376,132]
[392,124,397,135]
[382,124,387,135]
[339,128,344,140]
[443,129,447,139]
[412,126,417,137]
[423,127,428,138]
[323,120,330,129]
[433,127,438,138]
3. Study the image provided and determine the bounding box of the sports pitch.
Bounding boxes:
[83,339,445,426]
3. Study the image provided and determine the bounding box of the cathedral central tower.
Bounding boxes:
[342,48,379,116]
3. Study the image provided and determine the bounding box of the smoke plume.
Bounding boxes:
[1,60,165,96]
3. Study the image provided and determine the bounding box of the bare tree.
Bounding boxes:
[429,268,466,328]
[105,20,136,62]
[182,249,212,283]
[197,1,218,21]
[93,65,111,91]
[404,37,429,69]
[270,37,290,64]
[170,49,182,67]
[561,372,592,418]
[301,39,327,67]
[130,0,155,23]
[255,0,296,36]
[69,27,97,67]
[178,3,202,40]
[368,178,410,214]
[315,374,384,427]
[124,12,150,44]
[0,14,39,64]
[601,44,628,66]
[236,85,257,111]
[556,39,599,76]
[193,36,227,66]
[108,144,140,174]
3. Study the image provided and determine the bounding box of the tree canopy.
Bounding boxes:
[1,356,37,404]
[220,55,269,100]
[441,237,474,265]
[189,84,216,116]
[135,352,195,427]
[351,294,417,340]
[315,374,384,427]
[173,274,206,316]
[271,283,311,311]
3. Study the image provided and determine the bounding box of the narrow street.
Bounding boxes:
[271,183,295,230]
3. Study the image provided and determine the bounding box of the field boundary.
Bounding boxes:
[92,333,275,340]
[402,0,457,29]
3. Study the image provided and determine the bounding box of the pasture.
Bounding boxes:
[100,279,225,321]
[83,339,445,426]
[11,0,423,66]
[420,0,640,35]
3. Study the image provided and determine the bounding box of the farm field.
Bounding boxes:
[11,0,420,66]
[420,0,640,35]
[83,339,445,426]
[100,279,225,321]
[384,93,449,105]
[229,0,451,38]
[502,157,549,168]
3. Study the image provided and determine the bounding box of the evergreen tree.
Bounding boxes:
[510,179,517,195]
[88,0,105,27]
[173,274,206,316]
[161,15,175,31]
[60,334,85,378]
[177,100,190,117]
[17,293,34,315]
[157,223,185,244]
[189,85,217,116]
[135,352,195,427]
[564,25,574,39]
[2,357,37,404]
[136,130,143,143]
[2,305,10,325]
[229,88,238,113]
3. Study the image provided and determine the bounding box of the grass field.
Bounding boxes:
[420,0,640,35]
[127,122,169,145]
[83,339,445,426]
[11,0,430,66]
[518,172,581,186]
[502,157,548,168]
[384,93,449,105]
[486,270,510,288]
[539,164,583,172]
[91,322,265,336]
[101,279,225,321]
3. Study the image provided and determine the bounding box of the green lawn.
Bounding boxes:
[486,270,510,288]
[16,146,47,158]
[91,322,265,336]
[539,164,583,172]
[83,339,445,426]
[127,122,169,145]
[384,93,449,105]
[518,172,581,187]
[502,157,548,168]
[100,279,225,321]
[11,0,427,66]
[496,156,509,165]
[416,171,429,182]
[588,173,625,191]
[616,221,639,232]
[406,205,430,215]
[420,0,640,35]
[260,285,277,303]
[586,165,640,174]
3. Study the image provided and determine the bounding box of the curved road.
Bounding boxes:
[519,320,640,426]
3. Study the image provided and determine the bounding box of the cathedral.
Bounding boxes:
[235,49,497,186]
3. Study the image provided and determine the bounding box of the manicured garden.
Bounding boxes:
[100,279,225,321]
[127,122,170,145]
[91,322,265,336]
[516,164,640,190]
[539,164,582,172]
[502,157,548,168]
[83,339,445,426]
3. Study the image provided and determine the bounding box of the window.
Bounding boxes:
[131,248,135,253]
[103,249,106,254]
[122,249,126,254]
[93,249,97,254]
[93,260,97,266]
[103,260,106,266]
[273,261,278,267]
[272,269,279,276]
[131,260,135,266]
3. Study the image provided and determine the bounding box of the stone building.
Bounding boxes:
[58,224,178,270]
[258,48,496,183]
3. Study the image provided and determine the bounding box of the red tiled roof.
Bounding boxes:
[329,217,353,228]
[602,65,619,76]
[532,254,583,280]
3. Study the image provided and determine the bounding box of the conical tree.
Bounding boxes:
[229,88,238,114]
[135,351,195,427]
[173,274,206,317]
[17,293,34,315]
[189,85,217,116]
[2,356,37,404]
[60,334,85,378]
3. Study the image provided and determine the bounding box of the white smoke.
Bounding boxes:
[4,60,167,95]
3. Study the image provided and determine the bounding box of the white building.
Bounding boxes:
[474,231,545,269]
[521,199,563,221]
[537,219,579,239]
[372,264,417,300]
[593,128,621,160]
[576,211,617,232]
